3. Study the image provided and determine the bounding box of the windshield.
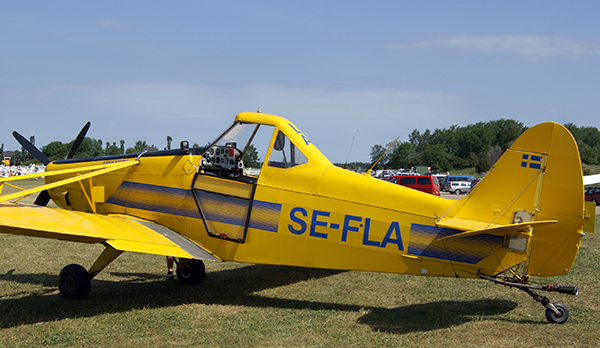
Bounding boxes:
[200,122,274,177]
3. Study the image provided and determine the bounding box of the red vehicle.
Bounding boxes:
[585,186,600,205]
[387,175,440,196]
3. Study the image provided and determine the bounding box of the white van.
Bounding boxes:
[449,181,471,194]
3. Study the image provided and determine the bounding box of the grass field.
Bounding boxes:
[0,181,599,347]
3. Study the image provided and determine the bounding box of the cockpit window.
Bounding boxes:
[268,131,309,169]
[201,122,274,177]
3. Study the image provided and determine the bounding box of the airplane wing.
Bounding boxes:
[0,203,221,261]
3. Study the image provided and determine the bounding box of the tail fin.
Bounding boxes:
[437,122,587,277]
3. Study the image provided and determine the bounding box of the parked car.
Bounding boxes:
[387,175,440,196]
[448,181,471,195]
[436,175,448,191]
[444,175,476,191]
[585,186,600,205]
[468,178,482,192]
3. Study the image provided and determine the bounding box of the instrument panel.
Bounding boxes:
[201,142,243,175]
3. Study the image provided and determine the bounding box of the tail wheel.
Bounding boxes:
[59,264,91,299]
[176,259,207,285]
[545,303,569,324]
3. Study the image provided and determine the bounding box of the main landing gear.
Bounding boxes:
[57,245,207,299]
[478,271,577,324]
[173,258,207,285]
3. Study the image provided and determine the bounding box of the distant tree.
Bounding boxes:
[71,137,104,158]
[13,150,22,165]
[489,119,527,151]
[489,145,503,166]
[105,141,122,156]
[119,140,125,154]
[580,126,600,148]
[564,123,600,164]
[42,141,69,161]
[369,144,386,169]
[28,135,36,161]
[579,142,599,165]
[126,140,149,154]
[243,144,260,167]
[418,143,451,172]
[386,142,414,169]
[166,136,172,150]
[564,123,581,141]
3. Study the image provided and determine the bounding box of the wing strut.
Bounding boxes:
[0,160,140,203]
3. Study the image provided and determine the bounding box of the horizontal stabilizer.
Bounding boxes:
[436,219,557,241]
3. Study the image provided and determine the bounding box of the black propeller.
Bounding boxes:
[12,131,52,206]
[12,121,92,206]
[33,190,51,206]
[12,131,50,165]
[66,121,91,159]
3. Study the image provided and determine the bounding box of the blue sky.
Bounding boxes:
[2,1,600,163]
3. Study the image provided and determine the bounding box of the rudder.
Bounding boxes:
[438,122,586,277]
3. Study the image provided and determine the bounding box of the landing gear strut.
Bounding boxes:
[478,271,577,324]
[58,244,123,300]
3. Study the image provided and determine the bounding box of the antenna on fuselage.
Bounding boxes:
[343,129,358,170]
[365,135,401,177]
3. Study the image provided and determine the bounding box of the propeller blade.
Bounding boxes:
[12,131,50,165]
[66,121,91,159]
[34,190,51,206]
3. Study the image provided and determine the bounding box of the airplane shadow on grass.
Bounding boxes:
[0,265,518,333]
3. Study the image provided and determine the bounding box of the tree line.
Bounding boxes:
[369,119,600,173]
[3,120,600,169]
[564,123,600,166]
[2,136,200,165]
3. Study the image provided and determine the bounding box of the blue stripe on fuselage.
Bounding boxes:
[106,181,201,219]
[408,223,504,264]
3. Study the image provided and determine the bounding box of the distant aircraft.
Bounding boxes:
[1,111,595,324]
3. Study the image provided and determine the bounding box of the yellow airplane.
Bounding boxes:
[1,111,595,324]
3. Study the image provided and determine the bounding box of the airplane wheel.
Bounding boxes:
[176,259,207,285]
[545,303,569,324]
[59,264,91,299]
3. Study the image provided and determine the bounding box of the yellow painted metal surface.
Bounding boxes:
[0,202,195,258]
[584,201,596,233]
[0,112,589,283]
[194,175,252,199]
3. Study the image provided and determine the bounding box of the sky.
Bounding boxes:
[2,1,600,163]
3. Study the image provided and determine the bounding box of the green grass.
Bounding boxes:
[1,182,600,347]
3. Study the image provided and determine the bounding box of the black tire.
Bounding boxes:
[593,198,597,205]
[176,259,207,285]
[545,302,569,324]
[59,264,91,299]
[454,190,461,195]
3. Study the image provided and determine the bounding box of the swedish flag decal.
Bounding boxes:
[521,154,543,169]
